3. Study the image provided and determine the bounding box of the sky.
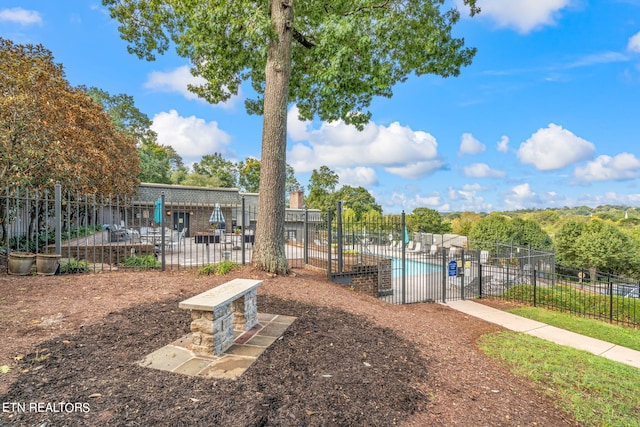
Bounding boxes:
[2,1,640,214]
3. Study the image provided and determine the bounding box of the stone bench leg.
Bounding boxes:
[189,303,235,356]
[188,290,259,356]
[231,289,258,331]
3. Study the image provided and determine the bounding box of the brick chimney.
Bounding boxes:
[289,190,305,209]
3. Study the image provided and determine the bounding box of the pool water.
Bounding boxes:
[392,258,442,277]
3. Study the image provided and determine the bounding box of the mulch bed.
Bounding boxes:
[2,296,430,426]
[0,266,582,426]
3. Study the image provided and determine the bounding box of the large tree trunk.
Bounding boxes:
[252,0,293,274]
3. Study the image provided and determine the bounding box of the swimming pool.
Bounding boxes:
[392,257,442,277]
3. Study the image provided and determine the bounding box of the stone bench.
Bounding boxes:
[179,278,263,355]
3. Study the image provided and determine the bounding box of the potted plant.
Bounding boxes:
[8,251,36,275]
[36,253,62,276]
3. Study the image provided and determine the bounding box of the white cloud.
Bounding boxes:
[385,160,447,179]
[337,167,379,187]
[601,192,640,205]
[389,192,449,213]
[287,105,311,141]
[150,110,233,164]
[574,153,640,182]
[566,52,629,68]
[628,32,640,53]
[287,110,445,179]
[517,123,595,171]
[504,183,542,210]
[447,185,492,212]
[144,66,241,109]
[458,133,486,156]
[503,183,572,209]
[497,135,509,153]
[463,163,506,178]
[0,7,42,25]
[464,0,572,33]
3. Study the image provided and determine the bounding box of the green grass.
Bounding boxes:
[479,332,640,427]
[505,306,640,351]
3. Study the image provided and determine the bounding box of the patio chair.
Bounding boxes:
[408,242,423,253]
[119,220,140,241]
[166,229,187,252]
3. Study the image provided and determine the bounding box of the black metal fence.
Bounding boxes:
[0,184,311,273]
[326,207,638,327]
[2,185,638,327]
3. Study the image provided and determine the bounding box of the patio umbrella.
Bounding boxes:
[209,203,225,224]
[404,226,410,244]
[154,198,163,225]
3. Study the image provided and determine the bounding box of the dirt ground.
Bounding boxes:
[0,264,582,426]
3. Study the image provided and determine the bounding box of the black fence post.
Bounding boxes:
[401,211,406,304]
[336,201,343,274]
[441,246,447,303]
[608,276,613,324]
[478,260,483,299]
[327,208,332,279]
[160,192,166,272]
[241,197,246,265]
[304,206,309,265]
[54,182,62,255]
[533,269,537,307]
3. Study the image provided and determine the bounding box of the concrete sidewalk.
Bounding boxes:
[445,300,640,369]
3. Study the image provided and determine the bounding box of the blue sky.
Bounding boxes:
[2,1,640,214]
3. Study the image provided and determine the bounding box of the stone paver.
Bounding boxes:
[138,312,296,380]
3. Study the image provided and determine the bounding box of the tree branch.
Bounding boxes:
[344,0,392,16]
[292,27,315,48]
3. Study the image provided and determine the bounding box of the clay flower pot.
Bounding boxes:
[8,252,36,276]
[36,253,61,276]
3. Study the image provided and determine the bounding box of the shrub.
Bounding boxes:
[197,260,239,276]
[124,255,160,269]
[60,258,89,274]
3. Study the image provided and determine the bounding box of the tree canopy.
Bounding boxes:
[555,219,639,276]
[104,0,479,273]
[469,213,552,253]
[237,157,301,195]
[81,86,184,184]
[0,38,139,195]
[451,212,481,236]
[306,166,340,212]
[334,185,382,222]
[406,207,452,234]
[193,153,238,188]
